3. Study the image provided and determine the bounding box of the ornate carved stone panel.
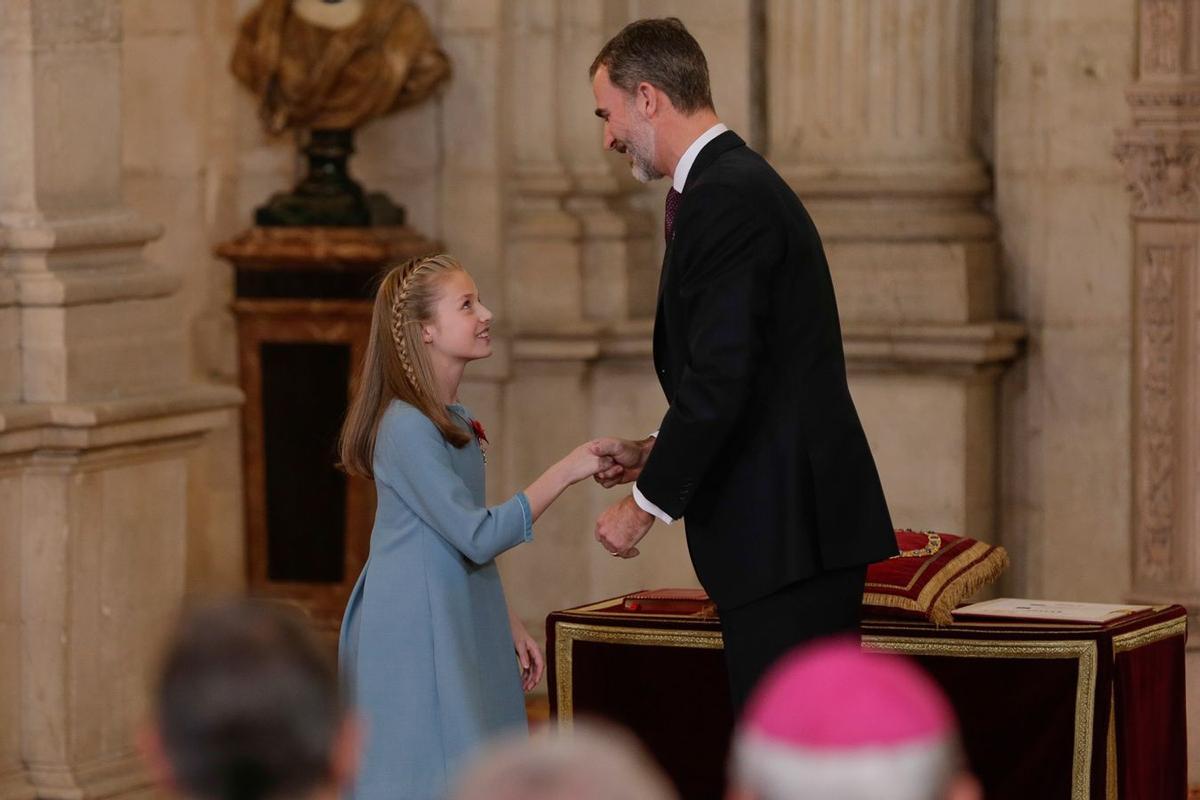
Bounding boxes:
[1140,0,1195,80]
[1119,0,1200,599]
[1133,240,1191,583]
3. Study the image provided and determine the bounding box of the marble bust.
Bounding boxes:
[229,0,451,225]
[231,0,451,135]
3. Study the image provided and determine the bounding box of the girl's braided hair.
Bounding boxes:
[390,257,434,398]
[338,254,471,478]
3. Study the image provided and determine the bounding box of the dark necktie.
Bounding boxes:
[664,187,681,243]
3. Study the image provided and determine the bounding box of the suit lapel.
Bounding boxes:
[652,130,747,396]
[652,242,670,391]
[657,237,673,303]
[655,132,743,301]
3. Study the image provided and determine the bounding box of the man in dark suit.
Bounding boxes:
[589,18,898,709]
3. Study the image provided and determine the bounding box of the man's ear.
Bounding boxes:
[635,81,658,117]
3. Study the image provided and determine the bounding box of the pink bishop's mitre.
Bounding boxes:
[742,637,955,750]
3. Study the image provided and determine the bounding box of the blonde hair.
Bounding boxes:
[339,254,470,478]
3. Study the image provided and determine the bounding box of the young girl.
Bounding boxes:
[337,254,609,800]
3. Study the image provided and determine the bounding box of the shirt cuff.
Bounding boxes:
[633,484,675,525]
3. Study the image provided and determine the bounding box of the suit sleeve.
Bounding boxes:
[635,184,779,519]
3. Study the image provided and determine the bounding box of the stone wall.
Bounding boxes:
[116,0,1185,763]
[1,1,242,796]
[1113,0,1200,774]
[995,0,1136,604]
[120,0,254,594]
[4,1,1196,796]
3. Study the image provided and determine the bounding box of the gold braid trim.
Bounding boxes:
[862,544,1010,626]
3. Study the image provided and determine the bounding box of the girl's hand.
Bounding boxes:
[524,443,615,524]
[591,437,653,488]
[510,618,545,692]
[560,441,614,485]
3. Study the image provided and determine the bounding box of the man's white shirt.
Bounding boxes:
[632,122,729,525]
[632,432,670,524]
[672,123,728,193]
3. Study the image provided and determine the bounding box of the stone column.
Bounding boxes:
[1115,0,1200,772]
[1116,0,1200,612]
[494,0,592,648]
[0,2,239,798]
[557,1,656,323]
[436,0,510,513]
[0,7,28,790]
[504,0,675,330]
[766,0,1022,538]
[503,0,584,330]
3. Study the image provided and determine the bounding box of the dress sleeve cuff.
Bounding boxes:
[633,484,675,525]
[515,491,534,542]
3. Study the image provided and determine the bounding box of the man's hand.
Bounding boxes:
[590,436,655,488]
[595,494,654,558]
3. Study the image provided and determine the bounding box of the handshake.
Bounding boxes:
[561,436,658,561]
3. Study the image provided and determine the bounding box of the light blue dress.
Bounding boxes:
[339,400,533,800]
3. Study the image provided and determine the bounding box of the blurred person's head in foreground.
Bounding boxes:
[728,638,981,800]
[143,598,359,800]
[452,720,678,800]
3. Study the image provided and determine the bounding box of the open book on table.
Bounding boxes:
[951,597,1153,624]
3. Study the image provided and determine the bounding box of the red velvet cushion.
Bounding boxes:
[863,529,1009,625]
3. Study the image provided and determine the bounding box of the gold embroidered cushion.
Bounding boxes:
[863,530,1009,626]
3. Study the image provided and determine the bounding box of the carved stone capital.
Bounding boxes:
[1115,128,1200,220]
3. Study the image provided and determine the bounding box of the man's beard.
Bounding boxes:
[624,114,664,183]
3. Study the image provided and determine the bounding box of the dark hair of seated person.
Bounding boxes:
[154,599,343,800]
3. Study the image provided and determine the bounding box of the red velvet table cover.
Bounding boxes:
[547,597,1187,800]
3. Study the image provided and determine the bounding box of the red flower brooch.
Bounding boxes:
[470,419,489,463]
